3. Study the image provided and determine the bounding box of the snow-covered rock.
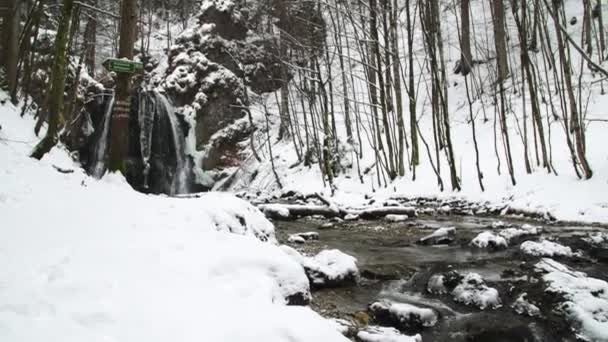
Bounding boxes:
[417,227,455,245]
[451,273,502,310]
[281,246,358,288]
[385,214,409,222]
[288,232,319,244]
[470,231,508,249]
[583,232,608,246]
[512,293,541,317]
[498,224,539,242]
[344,213,360,221]
[357,326,422,342]
[535,258,608,341]
[427,271,500,310]
[520,240,580,257]
[368,300,438,332]
[261,203,291,219]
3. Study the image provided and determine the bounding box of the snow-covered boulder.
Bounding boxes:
[357,326,422,342]
[512,293,541,317]
[427,271,501,310]
[583,232,608,246]
[498,224,539,242]
[451,273,502,309]
[368,300,438,333]
[535,258,608,341]
[281,246,359,289]
[520,240,580,257]
[470,231,508,250]
[417,227,455,245]
[288,232,319,244]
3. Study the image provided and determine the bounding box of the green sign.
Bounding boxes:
[102,58,144,74]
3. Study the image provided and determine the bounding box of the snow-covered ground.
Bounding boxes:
[226,0,608,225]
[0,100,347,341]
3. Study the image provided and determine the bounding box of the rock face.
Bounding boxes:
[160,0,286,173]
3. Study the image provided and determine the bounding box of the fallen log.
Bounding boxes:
[354,206,418,219]
[258,203,341,220]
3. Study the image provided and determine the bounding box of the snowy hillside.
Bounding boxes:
[0,100,346,342]
[225,0,608,224]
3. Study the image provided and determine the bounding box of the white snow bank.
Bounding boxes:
[0,102,348,342]
[520,240,580,257]
[535,258,608,341]
[357,326,422,342]
[470,231,508,249]
[451,273,502,310]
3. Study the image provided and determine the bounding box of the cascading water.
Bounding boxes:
[90,93,115,178]
[153,91,190,195]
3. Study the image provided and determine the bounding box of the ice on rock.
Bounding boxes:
[520,240,580,257]
[512,293,541,317]
[357,326,422,342]
[470,231,508,249]
[288,235,306,244]
[344,213,360,221]
[535,258,608,341]
[369,300,438,332]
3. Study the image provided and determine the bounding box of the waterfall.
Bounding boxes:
[153,91,190,195]
[90,93,115,178]
[138,92,155,189]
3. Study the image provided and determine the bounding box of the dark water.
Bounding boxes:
[275,216,608,342]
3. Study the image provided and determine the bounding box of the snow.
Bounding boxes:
[0,101,348,342]
[535,258,608,341]
[520,240,580,257]
[583,232,608,245]
[370,300,438,328]
[260,203,290,219]
[357,326,422,342]
[470,231,508,249]
[451,273,502,310]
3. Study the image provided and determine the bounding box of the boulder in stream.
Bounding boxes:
[280,246,358,289]
[470,231,508,250]
[427,271,501,310]
[417,227,455,246]
[368,300,438,333]
[520,239,580,257]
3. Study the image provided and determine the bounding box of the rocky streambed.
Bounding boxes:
[273,213,608,342]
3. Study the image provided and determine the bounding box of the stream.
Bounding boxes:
[274,214,608,342]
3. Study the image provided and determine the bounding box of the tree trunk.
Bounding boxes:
[2,0,20,103]
[108,0,138,173]
[492,0,509,81]
[31,0,75,159]
[84,0,97,77]
[459,0,473,75]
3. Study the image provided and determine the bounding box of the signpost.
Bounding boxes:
[102,58,143,74]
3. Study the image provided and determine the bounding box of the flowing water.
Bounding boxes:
[275,216,608,341]
[90,93,115,178]
[154,91,189,195]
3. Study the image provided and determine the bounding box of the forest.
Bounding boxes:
[1,0,608,341]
